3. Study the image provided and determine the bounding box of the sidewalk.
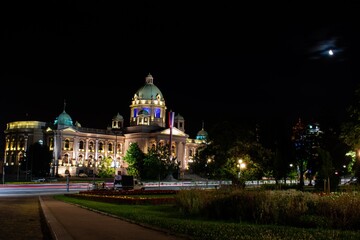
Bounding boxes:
[39,195,188,240]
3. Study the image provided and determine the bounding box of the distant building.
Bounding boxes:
[291,118,323,185]
[2,74,207,178]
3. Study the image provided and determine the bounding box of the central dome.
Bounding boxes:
[134,73,164,100]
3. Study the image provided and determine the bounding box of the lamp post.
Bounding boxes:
[2,161,6,184]
[114,134,117,175]
[237,159,246,179]
[66,173,69,192]
[17,162,21,181]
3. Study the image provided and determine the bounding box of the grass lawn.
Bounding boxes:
[54,194,360,240]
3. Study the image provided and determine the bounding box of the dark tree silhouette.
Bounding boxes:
[25,142,52,178]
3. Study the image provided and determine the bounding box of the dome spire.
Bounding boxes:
[63,99,67,112]
[145,73,153,84]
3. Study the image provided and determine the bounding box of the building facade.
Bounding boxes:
[2,74,207,178]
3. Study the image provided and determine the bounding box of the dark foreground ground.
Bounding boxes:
[0,196,52,240]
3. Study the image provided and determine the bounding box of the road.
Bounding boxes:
[0,180,232,197]
[0,183,88,197]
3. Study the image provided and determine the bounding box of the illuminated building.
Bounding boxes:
[2,74,207,178]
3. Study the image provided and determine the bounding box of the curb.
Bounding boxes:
[39,196,74,240]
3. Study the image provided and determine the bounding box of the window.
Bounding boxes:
[154,108,161,118]
[64,139,70,149]
[89,142,94,151]
[19,138,25,150]
[79,141,84,150]
[11,138,15,149]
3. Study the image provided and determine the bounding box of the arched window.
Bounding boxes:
[154,108,161,118]
[11,138,15,149]
[78,155,83,163]
[79,141,84,150]
[108,143,113,152]
[64,139,70,150]
[89,141,94,151]
[98,142,103,151]
[19,138,25,150]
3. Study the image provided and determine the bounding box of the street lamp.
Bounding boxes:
[17,162,21,181]
[237,159,246,179]
[2,161,7,184]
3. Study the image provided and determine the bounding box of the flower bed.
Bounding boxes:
[65,189,179,205]
[79,189,178,196]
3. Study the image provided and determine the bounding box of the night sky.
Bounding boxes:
[2,2,360,148]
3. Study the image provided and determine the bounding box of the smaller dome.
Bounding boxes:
[138,109,150,115]
[197,129,208,137]
[174,113,184,120]
[196,129,208,139]
[112,112,123,121]
[54,111,73,126]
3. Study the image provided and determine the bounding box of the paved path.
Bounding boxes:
[40,195,189,240]
[0,196,51,240]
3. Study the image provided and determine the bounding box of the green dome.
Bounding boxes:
[196,128,208,140]
[135,74,164,100]
[54,110,73,126]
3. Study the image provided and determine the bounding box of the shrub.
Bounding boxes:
[174,188,211,216]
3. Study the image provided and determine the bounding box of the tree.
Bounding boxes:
[123,143,145,179]
[97,157,114,178]
[25,142,52,177]
[190,144,216,179]
[273,142,288,184]
[340,84,360,179]
[142,145,174,181]
[157,144,179,181]
[190,120,274,182]
[316,148,334,193]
